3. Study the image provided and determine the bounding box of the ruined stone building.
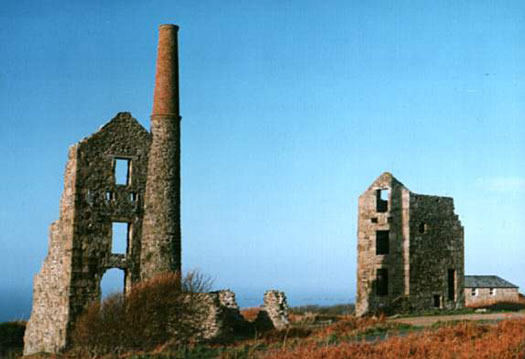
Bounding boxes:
[24,24,182,355]
[356,172,464,316]
[464,275,519,307]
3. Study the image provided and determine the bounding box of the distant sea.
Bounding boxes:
[0,288,355,323]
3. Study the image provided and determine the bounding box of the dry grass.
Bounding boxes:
[258,318,525,359]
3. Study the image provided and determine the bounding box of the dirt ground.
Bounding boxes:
[389,311,525,327]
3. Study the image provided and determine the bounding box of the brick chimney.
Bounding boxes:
[141,24,182,279]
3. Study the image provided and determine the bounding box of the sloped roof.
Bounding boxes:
[464,275,518,288]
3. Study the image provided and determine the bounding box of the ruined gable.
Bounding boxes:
[24,113,151,355]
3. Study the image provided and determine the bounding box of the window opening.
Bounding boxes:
[376,189,388,212]
[448,269,455,301]
[130,192,138,203]
[489,288,496,296]
[418,222,427,234]
[111,222,129,254]
[106,190,113,202]
[371,217,378,223]
[433,295,441,308]
[471,288,478,296]
[100,268,125,299]
[376,268,388,296]
[376,230,389,255]
[115,158,130,185]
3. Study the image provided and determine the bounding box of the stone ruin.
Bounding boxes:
[256,290,290,330]
[24,25,183,355]
[356,172,465,316]
[201,290,290,340]
[24,25,291,355]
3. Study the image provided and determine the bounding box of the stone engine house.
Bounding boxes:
[24,25,182,355]
[356,172,465,316]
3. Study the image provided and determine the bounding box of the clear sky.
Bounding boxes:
[1,0,524,321]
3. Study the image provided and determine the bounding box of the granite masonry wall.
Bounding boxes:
[356,172,464,316]
[259,290,290,330]
[24,113,151,355]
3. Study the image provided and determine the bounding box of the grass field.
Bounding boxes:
[9,301,525,359]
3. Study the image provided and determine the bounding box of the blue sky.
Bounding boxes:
[1,1,524,321]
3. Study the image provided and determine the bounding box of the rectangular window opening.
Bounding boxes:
[433,295,441,308]
[376,230,389,255]
[111,222,130,254]
[471,288,478,296]
[115,158,131,186]
[106,190,113,202]
[448,269,455,301]
[371,217,378,223]
[376,189,388,212]
[376,268,388,296]
[490,288,496,296]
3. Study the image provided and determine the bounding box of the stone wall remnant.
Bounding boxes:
[256,290,290,330]
[356,172,465,316]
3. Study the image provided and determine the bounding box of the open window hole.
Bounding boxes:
[376,188,389,212]
[111,222,129,254]
[115,158,130,185]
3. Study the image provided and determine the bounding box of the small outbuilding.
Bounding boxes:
[464,275,519,307]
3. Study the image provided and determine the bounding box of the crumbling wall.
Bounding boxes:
[199,290,247,340]
[356,172,464,316]
[409,194,464,310]
[24,113,151,355]
[256,290,290,330]
[23,145,78,354]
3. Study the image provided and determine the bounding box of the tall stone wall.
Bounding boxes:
[356,172,410,316]
[23,146,78,354]
[24,113,151,355]
[409,194,464,310]
[356,172,464,316]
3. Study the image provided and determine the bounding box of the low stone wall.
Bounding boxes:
[200,289,290,341]
[259,290,290,330]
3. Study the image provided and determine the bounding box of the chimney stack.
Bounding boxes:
[152,24,180,117]
[141,24,182,279]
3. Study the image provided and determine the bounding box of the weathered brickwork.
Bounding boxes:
[24,113,151,354]
[356,172,464,316]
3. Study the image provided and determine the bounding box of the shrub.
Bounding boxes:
[0,321,25,359]
[71,271,212,357]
